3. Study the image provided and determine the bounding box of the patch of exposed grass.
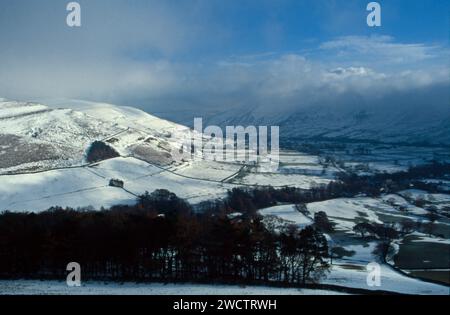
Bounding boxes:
[394,236,450,269]
[408,270,450,285]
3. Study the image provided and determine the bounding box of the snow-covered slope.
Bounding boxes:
[0,98,342,211]
[0,98,238,210]
[0,156,240,211]
[0,98,192,174]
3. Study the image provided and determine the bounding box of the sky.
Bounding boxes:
[0,0,448,120]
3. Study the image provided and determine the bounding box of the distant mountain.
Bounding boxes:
[158,84,450,147]
[235,102,450,146]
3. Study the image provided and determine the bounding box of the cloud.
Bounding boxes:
[0,0,448,125]
[319,35,448,66]
[0,0,213,58]
[196,51,449,117]
[1,38,448,121]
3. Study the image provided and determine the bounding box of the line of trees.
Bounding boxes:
[215,162,450,215]
[337,161,450,196]
[352,222,400,262]
[0,190,329,286]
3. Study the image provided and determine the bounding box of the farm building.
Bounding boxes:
[109,178,124,188]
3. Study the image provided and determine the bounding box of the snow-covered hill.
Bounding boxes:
[0,98,192,174]
[0,98,240,210]
[0,98,331,210]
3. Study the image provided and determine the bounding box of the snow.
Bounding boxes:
[325,263,449,295]
[0,166,135,212]
[227,212,242,219]
[173,160,242,182]
[422,179,450,185]
[408,232,450,245]
[307,198,384,231]
[279,154,320,164]
[0,101,121,171]
[0,157,239,211]
[339,243,378,263]
[1,98,449,295]
[88,157,163,181]
[257,203,449,295]
[234,173,332,188]
[0,99,194,173]
[0,99,341,210]
[0,102,48,119]
[41,99,185,133]
[0,280,346,295]
[399,189,450,203]
[326,238,448,295]
[380,194,428,215]
[218,99,450,146]
[279,164,338,178]
[368,162,409,174]
[259,205,312,228]
[259,201,450,295]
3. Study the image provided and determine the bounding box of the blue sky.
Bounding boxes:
[0,0,448,117]
[160,0,449,60]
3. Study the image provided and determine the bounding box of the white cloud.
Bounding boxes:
[319,35,446,64]
[0,31,448,120]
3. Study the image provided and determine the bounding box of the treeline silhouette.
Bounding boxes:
[0,189,329,285]
[337,161,450,196]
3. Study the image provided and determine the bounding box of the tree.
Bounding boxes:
[297,226,330,285]
[426,210,439,223]
[373,223,399,241]
[424,211,439,236]
[372,241,396,263]
[313,211,334,233]
[279,226,329,285]
[295,203,309,216]
[0,185,345,286]
[372,224,400,262]
[352,222,374,238]
[414,197,426,208]
[85,141,120,163]
[400,220,415,235]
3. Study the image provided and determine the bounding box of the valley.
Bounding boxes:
[0,98,449,295]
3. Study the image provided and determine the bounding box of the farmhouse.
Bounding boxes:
[109,178,124,188]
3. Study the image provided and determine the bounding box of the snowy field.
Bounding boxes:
[0,153,339,212]
[232,173,332,188]
[258,199,450,294]
[307,198,385,231]
[171,160,242,182]
[398,189,450,204]
[299,141,450,176]
[259,204,312,229]
[0,145,339,211]
[278,153,320,164]
[0,280,346,295]
[0,157,238,211]
[326,263,449,295]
